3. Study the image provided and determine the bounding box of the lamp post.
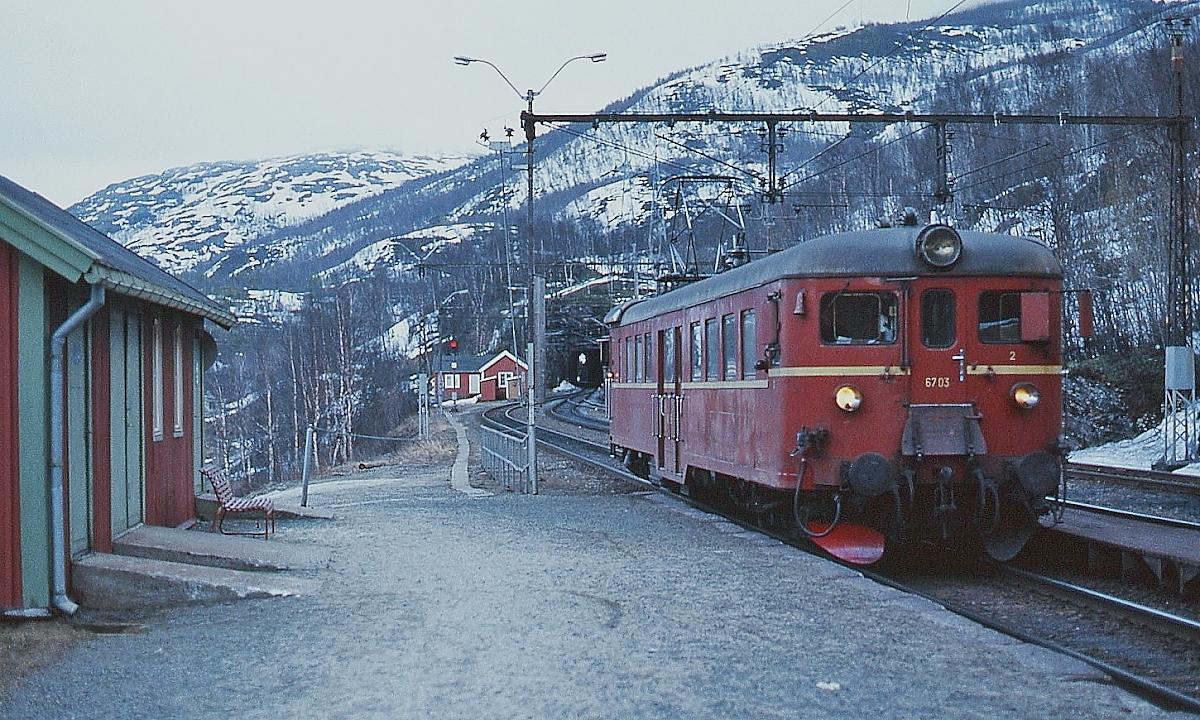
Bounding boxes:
[455,53,606,493]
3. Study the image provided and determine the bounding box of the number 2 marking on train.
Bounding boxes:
[1009,351,1017,361]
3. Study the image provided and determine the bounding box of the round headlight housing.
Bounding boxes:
[1011,382,1040,410]
[835,384,863,412]
[915,224,962,269]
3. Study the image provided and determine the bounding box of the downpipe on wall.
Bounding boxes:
[49,284,106,616]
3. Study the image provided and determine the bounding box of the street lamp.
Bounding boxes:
[455,53,607,494]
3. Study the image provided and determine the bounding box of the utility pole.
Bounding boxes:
[1157,16,1195,469]
[456,53,607,494]
[933,122,954,220]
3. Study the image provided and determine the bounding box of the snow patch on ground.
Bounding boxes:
[1071,407,1200,477]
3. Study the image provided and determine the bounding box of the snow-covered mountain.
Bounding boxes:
[64,0,1200,484]
[73,0,1194,298]
[71,150,471,278]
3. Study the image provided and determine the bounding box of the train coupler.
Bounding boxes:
[934,465,957,514]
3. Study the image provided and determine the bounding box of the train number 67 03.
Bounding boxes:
[924,376,951,388]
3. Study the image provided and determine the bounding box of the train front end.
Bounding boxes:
[787,223,1072,562]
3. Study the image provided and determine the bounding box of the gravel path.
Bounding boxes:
[0,434,1187,719]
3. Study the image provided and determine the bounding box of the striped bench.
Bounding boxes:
[200,463,276,539]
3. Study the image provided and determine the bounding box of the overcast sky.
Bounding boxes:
[1,0,978,206]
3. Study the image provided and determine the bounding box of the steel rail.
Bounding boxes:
[1003,565,1200,637]
[1059,499,1200,531]
[862,567,1200,714]
[1067,462,1200,495]
[545,391,610,433]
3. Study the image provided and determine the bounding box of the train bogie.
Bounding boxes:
[607,220,1074,564]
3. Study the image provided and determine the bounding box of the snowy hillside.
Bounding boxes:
[503,0,1183,232]
[69,0,1197,295]
[61,0,1200,485]
[71,150,471,277]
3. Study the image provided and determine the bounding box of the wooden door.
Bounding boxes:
[109,309,144,536]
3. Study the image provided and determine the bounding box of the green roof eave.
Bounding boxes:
[0,198,98,282]
[84,266,237,329]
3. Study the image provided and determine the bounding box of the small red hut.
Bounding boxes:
[433,350,527,403]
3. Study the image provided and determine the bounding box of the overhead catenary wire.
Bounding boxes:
[654,132,762,182]
[782,124,927,190]
[952,125,1158,195]
[549,123,695,175]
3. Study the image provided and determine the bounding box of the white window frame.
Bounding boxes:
[173,323,185,438]
[152,317,164,441]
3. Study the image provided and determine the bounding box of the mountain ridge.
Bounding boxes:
[72,0,1189,297]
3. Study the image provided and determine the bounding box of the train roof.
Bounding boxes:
[606,224,1062,326]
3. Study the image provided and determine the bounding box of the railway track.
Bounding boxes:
[894,562,1200,712]
[484,393,1200,713]
[1068,461,1200,496]
[1060,498,1200,532]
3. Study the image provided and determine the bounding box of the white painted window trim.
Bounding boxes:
[172,324,185,438]
[152,318,164,442]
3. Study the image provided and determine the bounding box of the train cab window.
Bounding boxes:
[979,291,1021,343]
[741,310,756,379]
[819,292,897,345]
[920,289,956,348]
[690,323,703,381]
[722,314,738,380]
[705,318,719,380]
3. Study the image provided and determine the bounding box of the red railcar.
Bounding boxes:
[607,220,1074,563]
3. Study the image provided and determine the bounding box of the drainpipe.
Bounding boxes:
[49,284,106,616]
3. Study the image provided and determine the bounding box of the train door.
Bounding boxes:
[902,282,986,456]
[655,326,683,481]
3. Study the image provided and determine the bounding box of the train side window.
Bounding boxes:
[979,291,1021,343]
[741,310,756,379]
[705,318,719,380]
[819,292,897,345]
[722,314,738,380]
[662,328,676,384]
[624,336,633,381]
[920,289,956,348]
[634,334,644,382]
[643,333,653,381]
[690,322,703,381]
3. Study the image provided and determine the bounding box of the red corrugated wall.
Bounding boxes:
[1,244,21,607]
[89,309,112,553]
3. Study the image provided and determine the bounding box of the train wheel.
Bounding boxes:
[748,484,785,528]
[724,476,752,514]
[685,469,719,505]
[622,451,650,479]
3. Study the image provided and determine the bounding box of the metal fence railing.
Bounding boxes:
[481,424,532,493]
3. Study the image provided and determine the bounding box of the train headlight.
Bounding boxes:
[1011,382,1040,410]
[915,225,962,269]
[835,384,863,412]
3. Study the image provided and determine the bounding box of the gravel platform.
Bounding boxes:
[0,427,1189,718]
